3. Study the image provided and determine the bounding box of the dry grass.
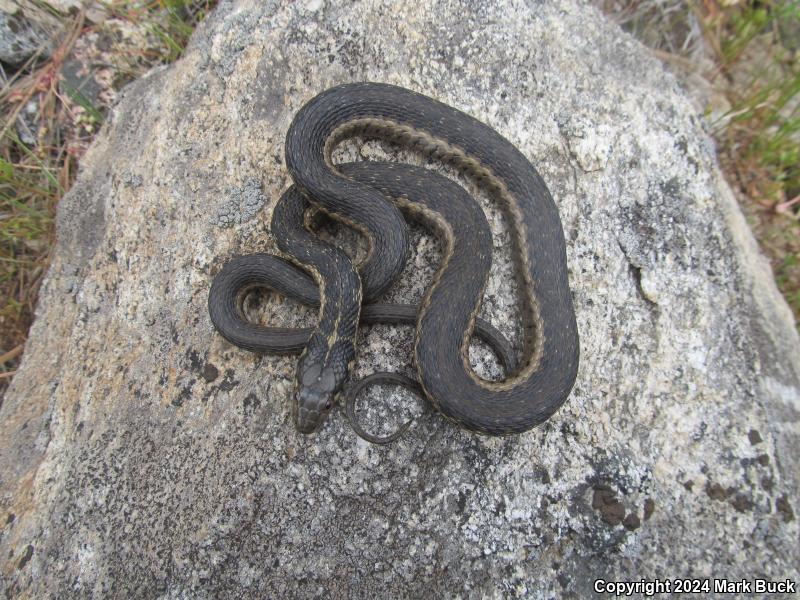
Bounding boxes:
[0,1,216,395]
[599,0,800,331]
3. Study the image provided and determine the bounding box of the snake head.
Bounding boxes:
[294,360,338,434]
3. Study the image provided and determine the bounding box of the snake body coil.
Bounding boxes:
[209,82,579,436]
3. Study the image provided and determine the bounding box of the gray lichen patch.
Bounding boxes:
[0,0,798,598]
[214,177,268,227]
[120,171,143,188]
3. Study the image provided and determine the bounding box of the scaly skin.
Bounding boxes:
[210,82,580,437]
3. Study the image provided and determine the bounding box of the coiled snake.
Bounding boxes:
[209,82,579,440]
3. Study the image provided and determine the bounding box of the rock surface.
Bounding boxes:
[0,0,61,65]
[2,0,799,597]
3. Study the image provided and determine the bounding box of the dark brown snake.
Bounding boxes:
[208,82,579,440]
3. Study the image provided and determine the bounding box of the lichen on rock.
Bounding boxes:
[215,177,268,227]
[0,0,798,598]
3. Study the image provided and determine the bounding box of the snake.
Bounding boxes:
[209,162,519,437]
[208,82,579,438]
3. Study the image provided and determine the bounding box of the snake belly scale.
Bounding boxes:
[208,82,579,437]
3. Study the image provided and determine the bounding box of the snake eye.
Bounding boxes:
[324,400,332,410]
